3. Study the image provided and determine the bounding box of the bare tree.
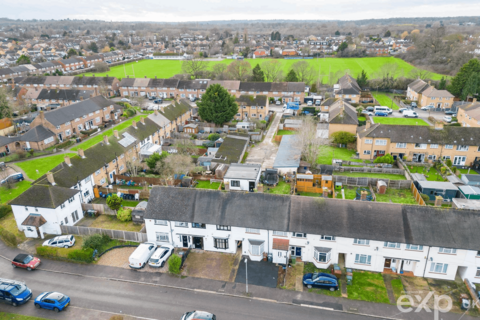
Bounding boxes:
[0,87,13,119]
[94,61,109,73]
[126,158,142,176]
[295,117,330,168]
[181,56,208,79]
[261,60,284,82]
[132,95,147,109]
[292,61,315,84]
[155,154,199,185]
[227,60,252,81]
[408,68,432,80]
[212,63,227,80]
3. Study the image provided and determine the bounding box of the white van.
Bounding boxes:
[129,242,157,269]
[374,106,392,114]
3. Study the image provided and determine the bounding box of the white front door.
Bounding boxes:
[453,156,466,166]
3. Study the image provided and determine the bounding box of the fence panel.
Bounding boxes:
[61,225,147,242]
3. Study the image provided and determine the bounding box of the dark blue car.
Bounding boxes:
[375,111,388,117]
[303,272,339,291]
[34,292,70,312]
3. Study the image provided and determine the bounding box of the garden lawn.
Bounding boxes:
[277,130,296,135]
[82,57,446,81]
[375,188,417,205]
[0,313,51,320]
[347,271,390,304]
[196,180,221,190]
[71,115,146,151]
[341,186,358,200]
[459,168,478,174]
[122,200,140,207]
[16,153,76,180]
[317,146,361,165]
[372,117,429,126]
[0,212,27,244]
[0,181,32,204]
[372,91,400,110]
[408,166,445,181]
[335,172,406,180]
[264,181,291,194]
[88,214,143,232]
[390,277,406,303]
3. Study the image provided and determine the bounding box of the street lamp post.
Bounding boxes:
[244,258,248,293]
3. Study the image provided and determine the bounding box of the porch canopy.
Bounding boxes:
[21,213,47,228]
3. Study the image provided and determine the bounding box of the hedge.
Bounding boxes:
[0,227,17,247]
[80,128,98,136]
[67,248,94,263]
[0,205,12,219]
[168,254,182,274]
[36,246,58,257]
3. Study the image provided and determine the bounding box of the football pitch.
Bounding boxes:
[83,57,445,82]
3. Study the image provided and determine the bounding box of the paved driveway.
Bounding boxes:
[235,259,278,288]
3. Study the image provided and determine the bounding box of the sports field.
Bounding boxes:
[83,57,446,82]
[372,91,401,110]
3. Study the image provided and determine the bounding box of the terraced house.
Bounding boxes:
[357,123,480,166]
[147,99,193,141]
[406,79,454,109]
[235,95,269,120]
[145,187,480,284]
[334,74,361,104]
[25,88,95,109]
[457,98,480,128]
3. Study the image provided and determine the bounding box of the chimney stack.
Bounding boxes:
[78,148,85,158]
[428,80,431,86]
[64,155,72,167]
[434,121,444,130]
[103,135,109,145]
[154,109,158,116]
[114,130,119,138]
[140,117,145,125]
[132,120,137,129]
[46,172,55,185]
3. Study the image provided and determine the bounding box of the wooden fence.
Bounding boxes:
[334,167,405,175]
[81,203,116,215]
[333,176,412,189]
[410,182,426,206]
[60,225,148,243]
[113,174,181,187]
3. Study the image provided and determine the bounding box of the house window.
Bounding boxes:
[443,156,451,160]
[246,228,260,234]
[396,143,406,148]
[192,223,206,229]
[365,139,372,144]
[175,221,188,227]
[68,196,75,203]
[314,247,331,263]
[355,254,372,265]
[230,180,240,187]
[456,145,469,151]
[214,238,229,249]
[430,262,448,274]
[354,239,370,245]
[384,242,401,249]
[375,139,387,146]
[415,143,427,149]
[61,203,66,209]
[428,155,436,160]
[445,145,453,149]
[156,232,169,242]
[25,207,28,211]
[217,225,231,231]
[273,231,288,236]
[406,244,423,251]
[154,220,167,225]
[363,150,371,155]
[64,216,69,224]
[320,235,335,241]
[293,232,306,238]
[95,170,101,175]
[100,178,106,184]
[72,210,79,223]
[430,144,439,149]
[476,267,480,277]
[249,241,265,256]
[439,247,457,254]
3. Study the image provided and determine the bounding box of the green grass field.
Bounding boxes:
[264,181,291,194]
[0,180,31,204]
[408,166,445,181]
[372,92,400,110]
[375,188,417,205]
[71,115,146,151]
[317,147,362,165]
[83,57,446,82]
[372,117,429,126]
[16,153,76,180]
[335,172,406,180]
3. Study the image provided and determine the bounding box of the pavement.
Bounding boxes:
[0,240,478,320]
[246,110,282,170]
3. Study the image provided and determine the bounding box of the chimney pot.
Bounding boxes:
[64,155,72,166]
[154,109,158,116]
[132,120,137,128]
[103,135,109,145]
[46,172,56,185]
[434,121,444,130]
[78,148,85,158]
[114,130,119,138]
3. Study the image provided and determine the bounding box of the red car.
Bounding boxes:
[12,254,41,271]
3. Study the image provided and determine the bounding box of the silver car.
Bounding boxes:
[148,245,174,268]
[42,235,76,248]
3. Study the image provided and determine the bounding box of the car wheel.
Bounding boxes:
[161,261,165,268]
[27,267,32,271]
[64,245,69,248]
[54,307,60,312]
[330,287,335,292]
[35,303,40,309]
[307,285,312,289]
[12,302,17,307]
[12,264,16,268]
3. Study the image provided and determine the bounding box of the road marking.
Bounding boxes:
[300,304,335,311]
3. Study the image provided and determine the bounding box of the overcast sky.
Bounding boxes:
[2,0,480,22]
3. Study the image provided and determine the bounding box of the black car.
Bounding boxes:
[444,109,457,116]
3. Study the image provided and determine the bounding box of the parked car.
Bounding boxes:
[129,242,157,269]
[1,173,24,185]
[375,111,389,117]
[276,100,281,105]
[181,311,216,320]
[148,96,155,100]
[361,110,373,116]
[443,115,452,123]
[154,99,163,104]
[148,245,174,268]
[34,292,70,312]
[398,108,409,113]
[411,102,417,108]
[42,235,75,248]
[421,105,435,111]
[374,106,392,114]
[403,110,418,118]
[0,278,33,306]
[307,101,313,106]
[12,254,41,271]
[120,98,130,102]
[444,109,457,116]
[302,272,339,291]
[365,106,374,112]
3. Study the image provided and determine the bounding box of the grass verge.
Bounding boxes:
[372,117,429,126]
[0,181,32,204]
[16,153,76,180]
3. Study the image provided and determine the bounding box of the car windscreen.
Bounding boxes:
[10,284,27,296]
[23,255,33,264]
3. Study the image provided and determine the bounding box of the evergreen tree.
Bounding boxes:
[310,83,317,93]
[67,48,77,57]
[356,70,369,88]
[285,69,298,82]
[16,55,31,65]
[461,73,480,101]
[447,59,480,97]
[271,31,274,40]
[275,31,281,40]
[89,42,98,53]
[197,84,238,125]
[337,42,348,52]
[384,30,391,37]
[335,31,340,36]
[438,77,447,90]
[251,64,265,82]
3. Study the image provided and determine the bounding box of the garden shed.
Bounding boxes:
[461,174,480,187]
[415,181,459,201]
[377,180,387,194]
[458,185,480,200]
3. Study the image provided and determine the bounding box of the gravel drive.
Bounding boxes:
[97,247,169,273]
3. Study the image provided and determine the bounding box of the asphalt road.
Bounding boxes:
[0,259,377,320]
